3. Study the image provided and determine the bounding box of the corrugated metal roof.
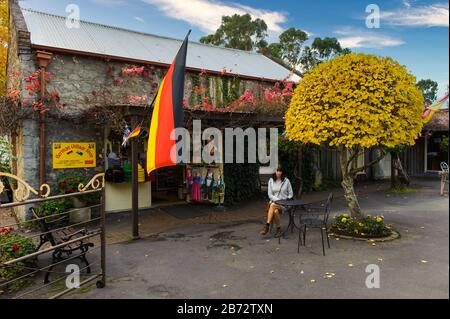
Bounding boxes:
[21,9,300,82]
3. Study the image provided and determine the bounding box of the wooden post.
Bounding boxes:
[35,51,53,189]
[131,116,140,240]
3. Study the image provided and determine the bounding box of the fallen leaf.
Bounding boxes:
[275,248,280,251]
[420,260,428,263]
[266,239,271,242]
[348,263,353,267]
[335,238,340,241]
[371,243,377,246]
[250,266,255,269]
[420,226,425,229]
[270,270,275,274]
[310,279,316,283]
[300,270,304,275]
[231,253,237,256]
[222,284,228,288]
[377,258,383,262]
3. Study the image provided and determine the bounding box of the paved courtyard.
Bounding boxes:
[61,177,448,299]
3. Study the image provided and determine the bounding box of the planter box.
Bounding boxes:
[69,207,91,224]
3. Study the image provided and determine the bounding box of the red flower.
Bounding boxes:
[11,243,20,252]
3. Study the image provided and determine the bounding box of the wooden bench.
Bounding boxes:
[29,207,94,284]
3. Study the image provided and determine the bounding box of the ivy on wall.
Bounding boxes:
[223,136,260,205]
[278,136,315,194]
[224,162,260,206]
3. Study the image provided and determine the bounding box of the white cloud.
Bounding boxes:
[91,0,126,7]
[141,0,288,33]
[134,16,145,23]
[381,2,449,27]
[335,28,405,48]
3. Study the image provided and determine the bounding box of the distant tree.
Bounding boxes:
[311,37,343,60]
[416,79,438,104]
[298,46,319,74]
[0,0,8,96]
[299,37,351,75]
[199,14,268,51]
[271,28,308,70]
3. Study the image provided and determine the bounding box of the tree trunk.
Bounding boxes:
[339,149,362,218]
[393,151,410,186]
[390,152,397,188]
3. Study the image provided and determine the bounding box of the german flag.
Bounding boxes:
[147,31,189,174]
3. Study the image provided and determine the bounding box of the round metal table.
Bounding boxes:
[275,199,306,242]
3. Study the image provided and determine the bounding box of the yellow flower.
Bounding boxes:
[343,214,349,218]
[341,217,347,223]
[366,214,371,218]
[376,217,383,223]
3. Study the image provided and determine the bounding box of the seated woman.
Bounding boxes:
[261,166,293,238]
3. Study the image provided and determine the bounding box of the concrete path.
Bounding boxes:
[69,178,448,299]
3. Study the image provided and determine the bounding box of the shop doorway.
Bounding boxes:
[150,166,184,203]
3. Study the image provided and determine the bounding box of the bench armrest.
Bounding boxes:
[61,228,88,242]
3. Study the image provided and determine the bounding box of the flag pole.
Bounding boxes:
[131,29,191,240]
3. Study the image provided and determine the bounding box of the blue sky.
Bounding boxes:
[19,0,449,97]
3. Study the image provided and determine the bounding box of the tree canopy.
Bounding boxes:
[267,27,308,70]
[286,53,424,218]
[416,79,438,105]
[199,14,350,75]
[199,14,268,51]
[286,53,424,149]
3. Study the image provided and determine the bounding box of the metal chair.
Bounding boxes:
[298,193,333,256]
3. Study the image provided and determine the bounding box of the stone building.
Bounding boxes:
[6,1,297,218]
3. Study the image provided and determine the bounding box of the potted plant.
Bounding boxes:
[57,173,100,223]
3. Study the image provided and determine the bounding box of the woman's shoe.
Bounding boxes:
[274,227,282,238]
[260,224,270,235]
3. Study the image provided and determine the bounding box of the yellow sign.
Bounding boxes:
[52,142,96,169]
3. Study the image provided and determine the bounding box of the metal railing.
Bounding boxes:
[0,173,106,299]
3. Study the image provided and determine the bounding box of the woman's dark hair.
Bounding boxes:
[272,165,285,181]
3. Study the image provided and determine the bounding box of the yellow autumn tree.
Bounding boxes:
[286,53,424,218]
[0,0,8,96]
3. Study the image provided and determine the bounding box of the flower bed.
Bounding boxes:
[0,227,37,292]
[330,214,393,239]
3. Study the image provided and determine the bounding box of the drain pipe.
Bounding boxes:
[35,51,53,189]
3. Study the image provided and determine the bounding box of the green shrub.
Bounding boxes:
[279,136,315,193]
[57,173,101,205]
[36,199,71,218]
[332,213,392,237]
[224,163,260,205]
[0,226,37,291]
